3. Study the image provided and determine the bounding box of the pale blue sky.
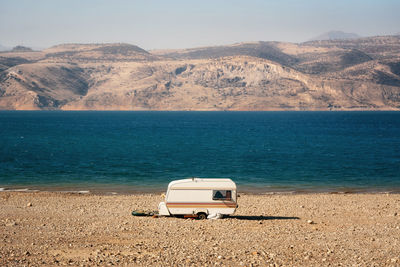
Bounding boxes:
[0,0,399,49]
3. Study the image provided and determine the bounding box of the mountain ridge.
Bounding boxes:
[1,36,400,111]
[309,31,360,41]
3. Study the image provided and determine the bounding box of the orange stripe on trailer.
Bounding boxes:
[166,202,237,208]
[170,187,236,190]
[166,206,237,208]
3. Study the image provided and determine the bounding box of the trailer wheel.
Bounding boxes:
[197,212,207,220]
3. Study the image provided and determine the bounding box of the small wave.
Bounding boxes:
[1,188,40,192]
[265,191,296,195]
[59,190,90,194]
[12,188,30,192]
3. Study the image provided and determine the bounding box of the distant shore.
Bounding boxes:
[2,184,400,195]
[2,109,400,111]
[2,37,400,111]
[1,191,399,266]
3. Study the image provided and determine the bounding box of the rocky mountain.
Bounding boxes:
[11,46,33,52]
[44,43,157,62]
[0,37,400,110]
[309,31,360,41]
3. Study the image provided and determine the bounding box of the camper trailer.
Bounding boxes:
[158,178,238,219]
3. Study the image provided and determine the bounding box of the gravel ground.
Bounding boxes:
[1,192,399,266]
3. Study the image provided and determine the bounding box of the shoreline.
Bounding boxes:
[2,109,400,112]
[2,185,400,195]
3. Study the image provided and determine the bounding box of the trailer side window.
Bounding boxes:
[213,190,232,200]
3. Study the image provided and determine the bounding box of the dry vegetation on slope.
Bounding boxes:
[1,37,400,110]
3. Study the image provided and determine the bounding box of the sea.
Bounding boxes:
[1,111,400,194]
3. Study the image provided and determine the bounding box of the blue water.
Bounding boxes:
[1,111,400,193]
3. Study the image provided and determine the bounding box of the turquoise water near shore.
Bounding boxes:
[1,111,400,193]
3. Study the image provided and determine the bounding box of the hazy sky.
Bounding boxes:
[0,0,399,50]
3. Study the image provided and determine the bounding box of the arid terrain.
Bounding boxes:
[1,192,399,266]
[1,36,400,110]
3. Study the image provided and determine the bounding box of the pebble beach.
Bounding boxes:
[1,192,400,266]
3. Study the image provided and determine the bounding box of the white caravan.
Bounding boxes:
[158,178,238,219]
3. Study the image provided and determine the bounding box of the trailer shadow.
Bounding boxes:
[229,215,300,221]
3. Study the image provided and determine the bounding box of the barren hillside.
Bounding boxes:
[1,38,400,110]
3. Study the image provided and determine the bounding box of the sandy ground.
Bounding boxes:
[1,192,399,266]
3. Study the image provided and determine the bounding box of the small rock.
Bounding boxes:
[27,202,32,207]
[252,251,259,256]
[6,222,17,227]
[217,255,222,259]
[307,220,314,224]
[24,251,30,256]
[394,212,398,216]
[300,205,305,208]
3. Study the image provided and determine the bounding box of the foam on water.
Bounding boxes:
[1,188,40,192]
